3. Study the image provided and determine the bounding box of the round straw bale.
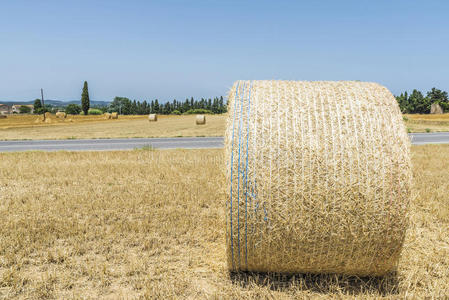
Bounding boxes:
[104,112,111,119]
[196,114,206,125]
[0,114,6,119]
[111,112,118,119]
[148,114,158,122]
[56,112,67,118]
[225,80,411,276]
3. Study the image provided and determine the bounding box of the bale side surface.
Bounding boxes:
[149,114,157,121]
[56,112,67,118]
[224,80,411,276]
[111,112,118,119]
[196,114,206,125]
[104,113,111,119]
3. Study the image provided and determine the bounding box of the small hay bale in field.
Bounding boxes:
[225,80,411,276]
[196,114,206,125]
[44,112,51,118]
[148,114,157,122]
[0,114,6,119]
[430,103,443,114]
[56,112,67,118]
[104,112,111,119]
[111,112,118,119]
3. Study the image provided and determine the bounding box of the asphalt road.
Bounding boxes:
[0,137,223,152]
[0,133,448,152]
[409,132,449,145]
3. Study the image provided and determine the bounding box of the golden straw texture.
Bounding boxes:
[224,80,412,276]
[149,114,158,121]
[196,114,206,125]
[111,112,118,119]
[56,112,67,118]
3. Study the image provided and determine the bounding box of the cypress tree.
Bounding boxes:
[81,81,90,115]
[154,99,159,113]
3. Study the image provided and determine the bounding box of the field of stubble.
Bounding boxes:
[0,146,448,299]
[1,113,449,141]
[0,114,226,140]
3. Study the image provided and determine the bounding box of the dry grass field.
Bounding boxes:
[0,114,226,140]
[1,113,448,141]
[0,145,448,299]
[404,113,449,132]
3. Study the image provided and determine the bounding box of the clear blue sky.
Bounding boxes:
[1,0,448,102]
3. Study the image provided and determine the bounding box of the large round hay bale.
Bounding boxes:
[225,80,411,276]
[0,114,7,119]
[104,112,111,119]
[111,112,118,119]
[56,112,67,118]
[196,114,206,125]
[148,114,157,122]
[44,112,51,118]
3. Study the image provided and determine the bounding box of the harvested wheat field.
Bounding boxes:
[404,113,449,132]
[0,146,448,299]
[0,114,226,140]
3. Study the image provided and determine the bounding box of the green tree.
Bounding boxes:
[109,97,132,114]
[66,104,82,115]
[154,99,160,113]
[19,106,32,113]
[81,81,90,115]
[409,90,430,114]
[427,88,448,112]
[33,99,42,114]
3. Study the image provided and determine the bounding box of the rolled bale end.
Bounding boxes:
[148,114,158,122]
[111,112,118,119]
[196,114,206,125]
[44,112,51,118]
[103,113,111,119]
[0,115,7,119]
[56,112,67,119]
[225,80,412,276]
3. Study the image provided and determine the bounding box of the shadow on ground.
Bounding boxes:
[229,271,399,296]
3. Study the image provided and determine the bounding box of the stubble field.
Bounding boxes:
[0,145,448,299]
[0,114,226,140]
[1,113,449,141]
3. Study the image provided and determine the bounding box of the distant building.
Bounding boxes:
[0,104,10,115]
[430,103,444,114]
[11,104,34,114]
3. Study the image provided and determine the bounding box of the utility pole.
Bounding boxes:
[41,88,45,121]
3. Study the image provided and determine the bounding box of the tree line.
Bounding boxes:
[396,87,448,114]
[32,81,449,116]
[34,96,228,115]
[31,81,228,115]
[107,96,227,115]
